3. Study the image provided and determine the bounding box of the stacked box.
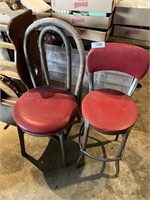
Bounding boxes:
[113,6,150,42]
[51,0,116,41]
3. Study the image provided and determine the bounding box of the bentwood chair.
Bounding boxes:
[13,18,86,166]
[76,43,149,177]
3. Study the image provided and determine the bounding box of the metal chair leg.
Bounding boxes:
[59,133,67,167]
[78,122,84,143]
[17,127,26,156]
[115,134,119,141]
[76,121,131,177]
[76,120,90,168]
[116,129,130,160]
[114,129,131,177]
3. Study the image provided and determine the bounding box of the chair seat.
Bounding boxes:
[82,89,138,134]
[13,86,78,134]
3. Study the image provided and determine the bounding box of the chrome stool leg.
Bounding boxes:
[59,133,67,167]
[76,119,90,167]
[17,127,26,156]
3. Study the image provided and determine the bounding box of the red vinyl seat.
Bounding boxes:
[13,18,86,166]
[82,89,138,134]
[76,43,149,177]
[14,86,78,133]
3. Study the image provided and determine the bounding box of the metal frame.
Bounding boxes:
[24,18,85,100]
[76,119,131,178]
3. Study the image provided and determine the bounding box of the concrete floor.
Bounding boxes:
[0,69,149,200]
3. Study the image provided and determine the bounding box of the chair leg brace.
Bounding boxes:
[76,119,131,177]
[17,126,67,166]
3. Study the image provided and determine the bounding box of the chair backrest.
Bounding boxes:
[23,17,86,103]
[87,43,149,96]
[8,9,43,90]
[0,9,38,106]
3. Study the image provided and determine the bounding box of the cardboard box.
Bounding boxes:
[52,12,112,29]
[113,7,150,27]
[51,0,115,13]
[75,27,112,41]
[113,25,150,41]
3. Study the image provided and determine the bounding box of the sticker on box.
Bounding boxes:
[91,41,105,48]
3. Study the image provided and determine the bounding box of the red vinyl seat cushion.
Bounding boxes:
[82,89,138,134]
[13,86,78,134]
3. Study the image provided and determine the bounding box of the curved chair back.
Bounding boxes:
[23,17,86,103]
